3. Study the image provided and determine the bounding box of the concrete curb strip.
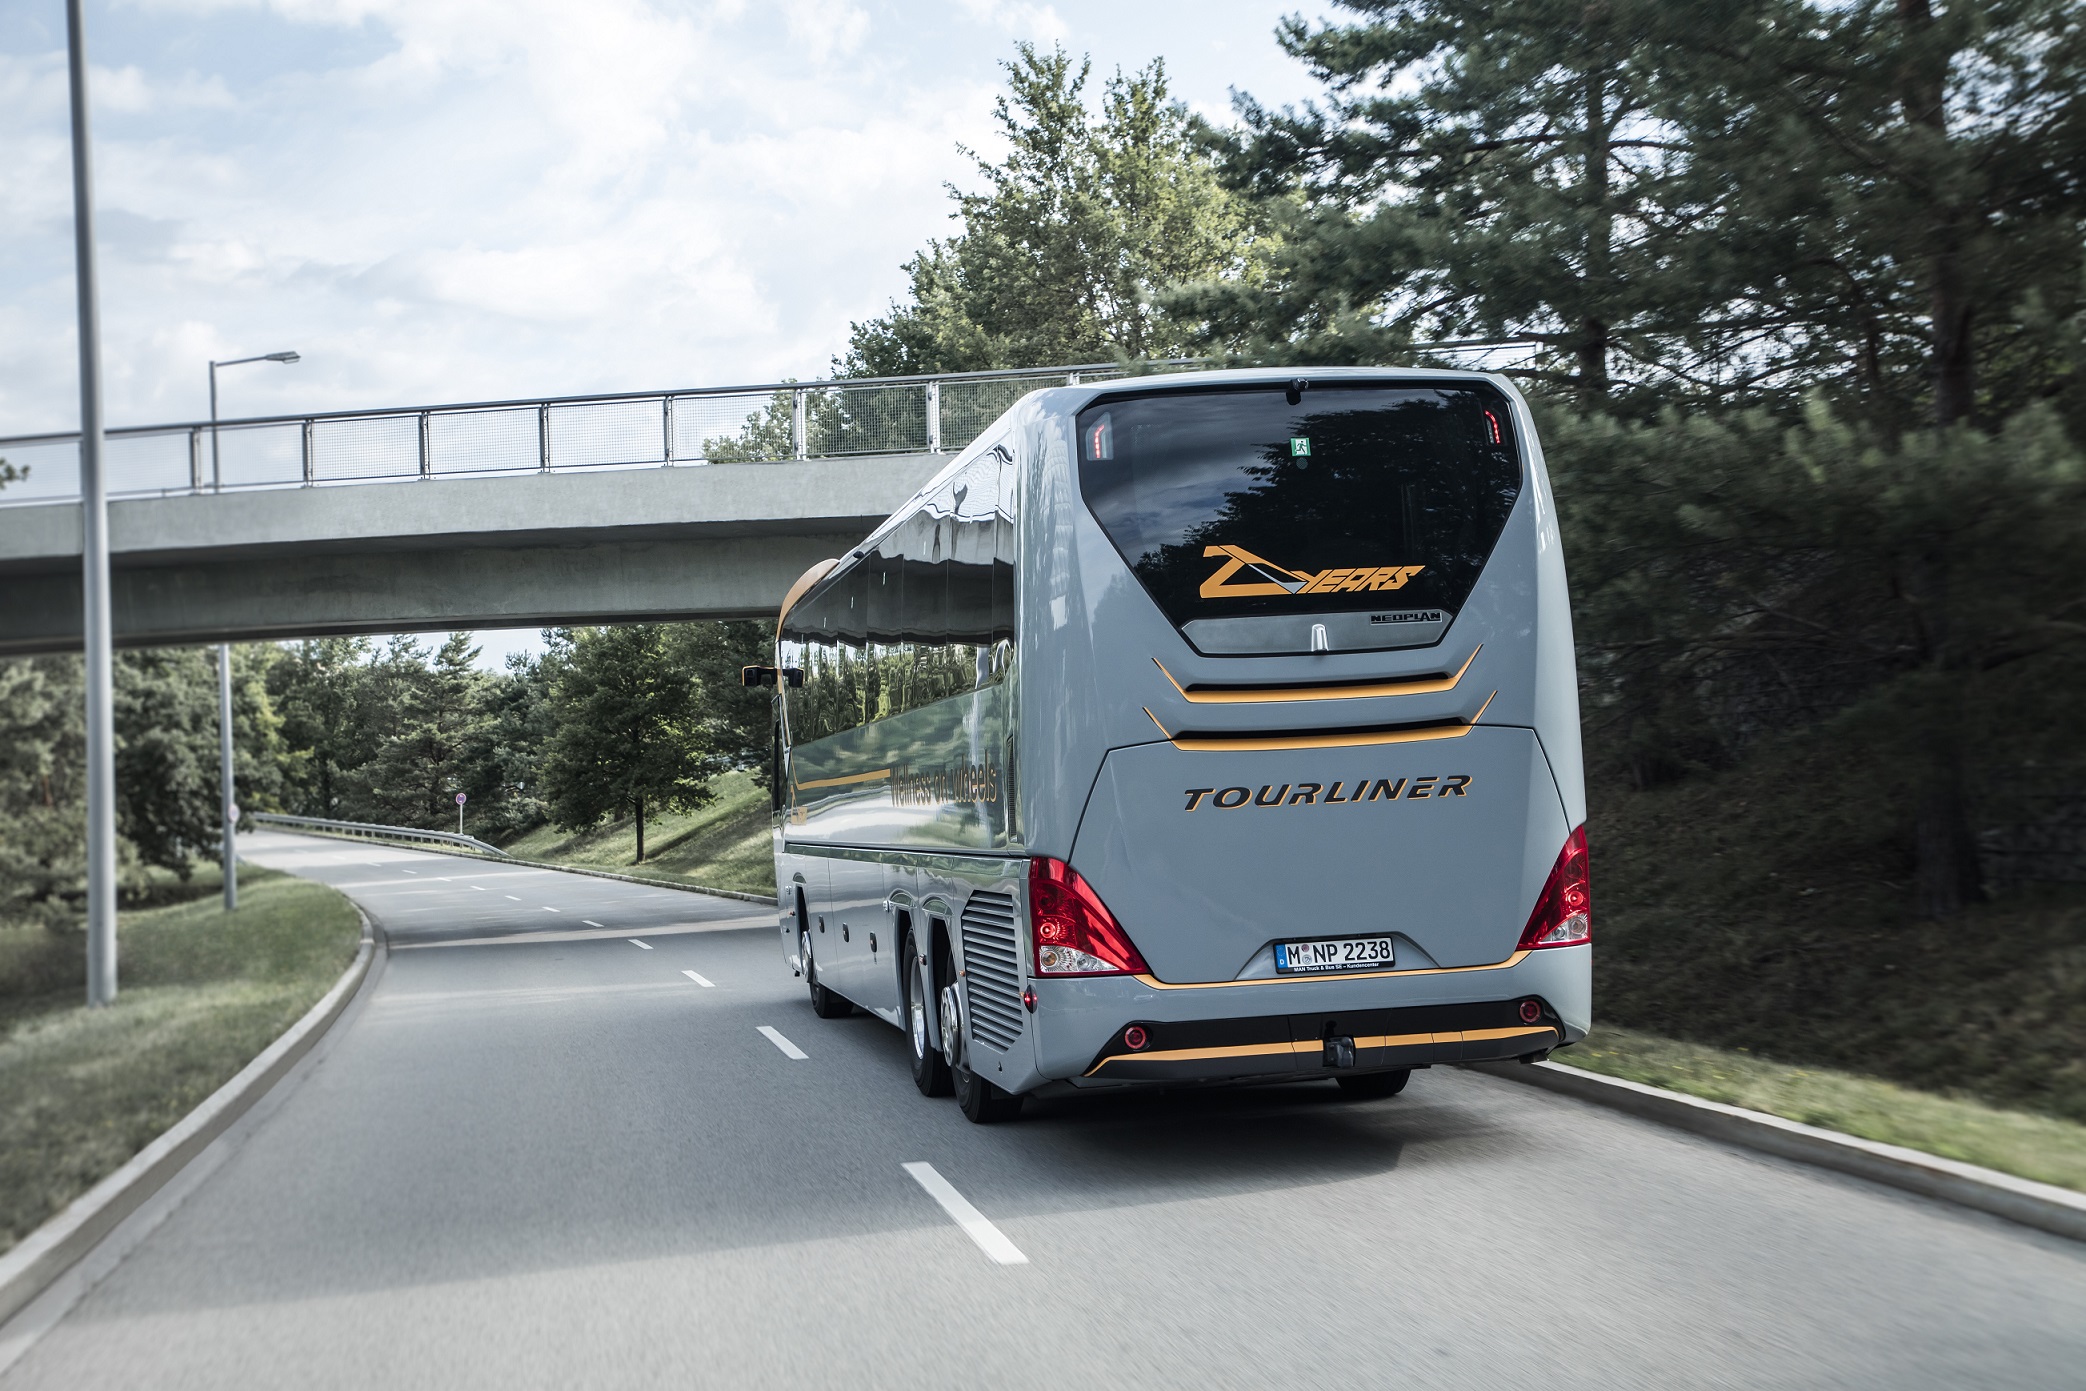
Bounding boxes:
[1471,1058,2086,1243]
[272,824,774,904]
[0,905,383,1327]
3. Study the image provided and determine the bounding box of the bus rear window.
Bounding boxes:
[1076,384,1521,642]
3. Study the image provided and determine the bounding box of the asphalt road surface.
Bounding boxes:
[6,830,2083,1390]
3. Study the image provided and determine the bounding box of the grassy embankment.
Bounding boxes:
[499,769,776,897]
[1555,1026,2086,1192]
[0,864,362,1255]
[1579,720,2086,1189]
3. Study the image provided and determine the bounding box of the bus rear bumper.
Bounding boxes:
[1028,944,1590,1088]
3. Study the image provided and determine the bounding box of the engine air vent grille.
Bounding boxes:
[960,890,1024,1052]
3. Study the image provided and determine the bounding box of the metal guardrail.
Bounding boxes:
[252,812,510,857]
[0,360,1198,509]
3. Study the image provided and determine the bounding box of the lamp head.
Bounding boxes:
[266,351,301,363]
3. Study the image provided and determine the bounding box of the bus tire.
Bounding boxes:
[905,930,953,1097]
[1334,1068,1411,1099]
[806,943,852,1019]
[954,1066,1022,1123]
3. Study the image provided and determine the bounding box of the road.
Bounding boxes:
[5,829,2082,1389]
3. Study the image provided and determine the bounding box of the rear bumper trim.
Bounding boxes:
[1081,999,1562,1081]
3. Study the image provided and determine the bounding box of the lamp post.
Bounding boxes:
[209,351,298,911]
[65,0,115,1006]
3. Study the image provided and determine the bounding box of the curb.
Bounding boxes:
[1468,1058,2086,1244]
[0,905,384,1327]
[266,826,774,905]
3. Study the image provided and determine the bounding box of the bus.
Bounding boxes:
[747,367,1589,1122]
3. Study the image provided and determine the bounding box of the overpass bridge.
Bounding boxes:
[0,363,1158,656]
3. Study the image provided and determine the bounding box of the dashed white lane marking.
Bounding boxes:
[472,886,486,891]
[401,869,417,875]
[629,939,653,950]
[505,895,521,901]
[902,1163,1028,1265]
[582,920,603,928]
[542,906,561,913]
[682,969,714,987]
[758,1026,807,1059]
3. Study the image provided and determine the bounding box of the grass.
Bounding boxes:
[1556,1025,2086,1194]
[1590,727,2086,1125]
[499,769,777,896]
[0,865,362,1255]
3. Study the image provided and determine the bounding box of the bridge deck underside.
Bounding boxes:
[0,455,941,654]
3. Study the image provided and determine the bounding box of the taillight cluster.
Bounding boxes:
[1029,857,1149,976]
[1518,826,1591,950]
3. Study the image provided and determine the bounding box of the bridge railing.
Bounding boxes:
[0,360,1198,509]
[251,811,510,857]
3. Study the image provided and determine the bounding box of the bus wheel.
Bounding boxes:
[1334,1069,1410,1099]
[906,931,953,1097]
[954,1065,1022,1124]
[806,940,852,1019]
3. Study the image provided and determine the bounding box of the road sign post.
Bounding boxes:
[456,791,467,835]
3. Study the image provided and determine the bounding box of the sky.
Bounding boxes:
[1,0,1332,667]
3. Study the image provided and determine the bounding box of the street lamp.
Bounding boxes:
[65,0,116,1006]
[209,350,299,912]
[209,351,299,493]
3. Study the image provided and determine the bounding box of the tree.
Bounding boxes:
[1200,0,2086,916]
[456,646,558,840]
[0,657,97,929]
[107,646,283,877]
[538,626,723,862]
[111,648,221,874]
[269,637,376,819]
[845,43,1263,376]
[1692,1,2086,910]
[359,635,494,829]
[674,620,777,792]
[1179,0,1729,400]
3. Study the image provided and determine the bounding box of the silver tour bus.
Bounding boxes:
[747,367,1589,1122]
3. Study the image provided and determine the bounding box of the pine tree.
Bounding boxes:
[361,635,494,828]
[845,44,1262,375]
[538,626,722,863]
[1182,0,1728,399]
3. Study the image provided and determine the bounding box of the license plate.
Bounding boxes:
[1274,935,1395,974]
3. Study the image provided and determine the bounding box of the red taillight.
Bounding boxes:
[1029,857,1149,976]
[1518,827,1591,950]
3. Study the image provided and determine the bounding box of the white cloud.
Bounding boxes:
[954,0,1068,41]
[1,1,1325,436]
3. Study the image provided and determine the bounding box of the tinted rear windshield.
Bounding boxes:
[1077,383,1522,627]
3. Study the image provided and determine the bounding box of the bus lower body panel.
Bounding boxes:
[1028,943,1589,1089]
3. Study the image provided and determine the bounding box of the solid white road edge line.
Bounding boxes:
[758,1026,807,1060]
[682,970,714,987]
[629,939,653,950]
[902,1163,1029,1266]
